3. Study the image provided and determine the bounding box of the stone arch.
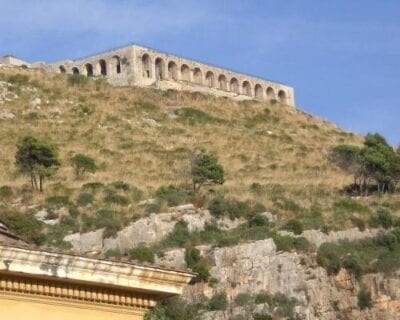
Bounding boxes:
[155,57,166,80]
[113,55,121,74]
[72,67,79,75]
[168,61,178,80]
[99,59,107,76]
[142,54,152,78]
[193,68,203,85]
[85,63,94,77]
[218,75,228,91]
[278,90,287,104]
[255,84,263,99]
[266,87,276,100]
[181,64,190,81]
[205,71,215,88]
[242,81,252,97]
[230,78,239,94]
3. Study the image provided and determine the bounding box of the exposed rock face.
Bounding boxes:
[279,227,381,248]
[184,239,399,320]
[64,229,104,254]
[65,206,218,254]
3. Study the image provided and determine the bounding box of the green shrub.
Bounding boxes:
[254,291,273,305]
[70,154,97,179]
[163,220,190,247]
[0,209,43,244]
[333,199,370,214]
[357,287,373,310]
[248,214,269,227]
[105,249,122,259]
[317,243,342,275]
[0,186,13,199]
[342,255,363,279]
[376,208,393,229]
[177,107,220,125]
[46,196,70,209]
[110,181,130,192]
[104,193,130,206]
[184,246,210,282]
[208,197,229,218]
[274,235,311,253]
[77,192,94,206]
[283,219,304,235]
[374,232,397,250]
[130,186,144,202]
[145,200,163,214]
[253,314,272,320]
[208,293,228,311]
[351,217,365,231]
[68,205,80,218]
[128,246,155,263]
[234,293,252,306]
[82,182,104,193]
[155,185,193,206]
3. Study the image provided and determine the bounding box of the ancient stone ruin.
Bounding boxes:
[1,44,295,105]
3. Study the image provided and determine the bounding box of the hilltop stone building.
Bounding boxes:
[47,44,295,106]
[0,222,194,320]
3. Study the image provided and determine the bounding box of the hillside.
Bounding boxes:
[2,67,400,319]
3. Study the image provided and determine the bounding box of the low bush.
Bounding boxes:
[357,287,373,310]
[155,185,193,206]
[283,219,304,235]
[234,292,252,306]
[104,192,130,206]
[185,246,210,282]
[77,192,94,206]
[128,246,155,263]
[0,209,43,244]
[208,197,266,220]
[46,196,70,209]
[0,186,13,200]
[208,293,228,311]
[104,249,122,259]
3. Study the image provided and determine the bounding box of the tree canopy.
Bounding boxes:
[15,136,60,192]
[330,133,400,194]
[70,153,97,179]
[191,151,225,191]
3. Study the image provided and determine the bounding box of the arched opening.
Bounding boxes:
[99,59,107,76]
[230,78,239,94]
[181,64,190,81]
[255,84,263,99]
[85,63,94,77]
[59,66,66,74]
[168,61,178,80]
[278,90,287,104]
[113,55,121,74]
[205,71,215,88]
[218,75,228,91]
[142,54,152,78]
[72,67,79,75]
[155,57,166,80]
[193,68,203,84]
[266,87,276,100]
[242,81,252,97]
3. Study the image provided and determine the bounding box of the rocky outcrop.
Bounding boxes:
[64,205,245,254]
[279,227,381,248]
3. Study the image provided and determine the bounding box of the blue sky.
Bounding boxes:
[1,0,399,144]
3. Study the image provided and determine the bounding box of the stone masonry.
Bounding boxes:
[45,44,295,105]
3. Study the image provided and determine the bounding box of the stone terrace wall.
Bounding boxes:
[48,44,295,106]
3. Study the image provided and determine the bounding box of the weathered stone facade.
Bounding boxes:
[47,44,295,105]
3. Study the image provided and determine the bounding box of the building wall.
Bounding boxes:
[0,294,144,320]
[50,45,295,106]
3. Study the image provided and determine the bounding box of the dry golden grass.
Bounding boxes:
[0,67,369,224]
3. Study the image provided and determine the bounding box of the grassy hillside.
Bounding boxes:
[0,67,399,246]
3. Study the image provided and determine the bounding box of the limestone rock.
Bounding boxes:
[155,248,186,269]
[0,111,15,120]
[64,229,104,254]
[142,118,161,127]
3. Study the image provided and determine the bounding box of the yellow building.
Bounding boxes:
[0,222,194,320]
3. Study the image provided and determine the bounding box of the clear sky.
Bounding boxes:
[0,0,399,144]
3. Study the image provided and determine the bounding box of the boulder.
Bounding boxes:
[64,229,104,254]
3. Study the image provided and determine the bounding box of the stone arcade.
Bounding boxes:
[48,44,295,106]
